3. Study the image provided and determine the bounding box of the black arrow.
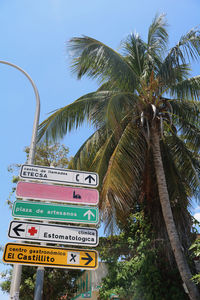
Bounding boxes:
[13,224,25,236]
[81,252,93,265]
[85,175,95,184]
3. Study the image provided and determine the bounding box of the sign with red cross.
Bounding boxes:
[8,220,98,247]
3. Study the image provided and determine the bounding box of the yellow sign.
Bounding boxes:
[3,243,98,270]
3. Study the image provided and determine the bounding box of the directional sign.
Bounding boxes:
[12,200,99,224]
[8,221,99,246]
[3,243,98,269]
[16,181,99,205]
[19,164,99,187]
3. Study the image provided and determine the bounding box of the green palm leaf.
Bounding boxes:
[38,91,115,141]
[158,28,200,85]
[170,75,200,100]
[69,36,138,90]
[101,122,146,221]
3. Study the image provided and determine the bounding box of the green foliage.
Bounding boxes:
[98,212,188,300]
[0,268,12,293]
[0,266,80,300]
[190,236,200,284]
[190,239,200,257]
[24,143,71,167]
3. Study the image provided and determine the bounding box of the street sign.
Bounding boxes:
[16,181,99,205]
[19,164,99,187]
[8,220,99,246]
[12,200,99,224]
[3,243,98,269]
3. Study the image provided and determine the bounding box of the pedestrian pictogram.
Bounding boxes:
[70,253,77,262]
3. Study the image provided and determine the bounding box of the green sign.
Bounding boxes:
[12,200,99,225]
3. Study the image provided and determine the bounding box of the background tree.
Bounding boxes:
[38,14,200,299]
[98,211,189,300]
[190,236,200,285]
[1,265,80,300]
[1,143,81,300]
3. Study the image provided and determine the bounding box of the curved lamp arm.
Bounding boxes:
[0,60,40,164]
[0,60,41,300]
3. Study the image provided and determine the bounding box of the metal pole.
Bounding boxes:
[0,61,42,300]
[33,267,45,300]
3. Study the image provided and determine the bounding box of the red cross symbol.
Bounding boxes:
[28,226,38,236]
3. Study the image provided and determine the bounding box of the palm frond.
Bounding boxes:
[100,122,147,225]
[166,27,200,65]
[171,99,200,128]
[90,131,116,185]
[170,75,200,100]
[105,92,138,132]
[38,91,113,142]
[68,36,138,91]
[122,33,146,76]
[158,27,200,84]
[178,28,200,62]
[147,13,168,54]
[69,127,106,171]
[161,140,190,204]
[165,134,200,201]
[179,124,200,152]
[158,61,191,87]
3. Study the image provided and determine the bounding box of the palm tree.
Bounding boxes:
[38,15,200,299]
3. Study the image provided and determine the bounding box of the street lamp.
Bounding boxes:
[0,61,41,300]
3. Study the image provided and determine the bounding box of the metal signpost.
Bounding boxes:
[0,61,41,300]
[16,181,99,205]
[12,200,99,224]
[3,243,98,270]
[8,221,99,246]
[20,164,99,187]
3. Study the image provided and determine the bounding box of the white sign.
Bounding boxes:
[19,164,99,187]
[8,220,99,247]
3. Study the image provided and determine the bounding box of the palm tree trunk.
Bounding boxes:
[151,127,200,300]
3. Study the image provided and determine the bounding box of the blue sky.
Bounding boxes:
[1,0,200,299]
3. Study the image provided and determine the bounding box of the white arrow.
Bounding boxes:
[83,210,95,220]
